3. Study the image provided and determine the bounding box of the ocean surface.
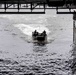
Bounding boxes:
[0,9,75,75]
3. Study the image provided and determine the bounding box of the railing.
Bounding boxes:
[0,0,75,14]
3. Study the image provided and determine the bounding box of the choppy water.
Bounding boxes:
[0,10,74,75]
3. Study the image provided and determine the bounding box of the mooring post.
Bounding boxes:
[73,11,76,44]
[4,2,6,12]
[44,2,45,13]
[18,0,19,12]
[31,2,33,12]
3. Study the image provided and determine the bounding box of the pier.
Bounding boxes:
[0,0,75,14]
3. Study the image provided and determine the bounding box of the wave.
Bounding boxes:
[13,24,53,43]
[14,24,50,36]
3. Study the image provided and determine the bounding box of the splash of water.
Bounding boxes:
[14,24,50,36]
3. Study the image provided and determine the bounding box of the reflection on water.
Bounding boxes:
[33,43,47,53]
[0,42,73,75]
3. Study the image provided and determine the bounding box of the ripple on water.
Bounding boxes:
[0,52,72,75]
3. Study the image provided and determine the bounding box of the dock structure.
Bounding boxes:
[0,0,47,14]
[0,0,76,14]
